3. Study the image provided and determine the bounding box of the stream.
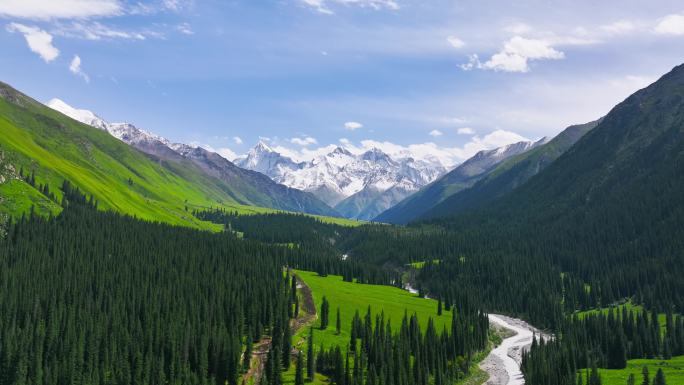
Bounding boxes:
[481,314,550,385]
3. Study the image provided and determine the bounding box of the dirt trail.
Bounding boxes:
[241,274,317,385]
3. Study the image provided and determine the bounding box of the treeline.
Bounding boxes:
[286,305,488,385]
[522,308,684,385]
[195,209,398,285]
[0,189,306,385]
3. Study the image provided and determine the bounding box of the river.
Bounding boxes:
[481,314,549,385]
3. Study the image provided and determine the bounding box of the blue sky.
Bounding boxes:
[2,0,684,165]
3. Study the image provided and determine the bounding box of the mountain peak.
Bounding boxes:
[254,140,274,153]
[47,98,108,130]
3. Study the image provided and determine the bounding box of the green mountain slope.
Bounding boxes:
[425,63,684,308]
[376,139,545,224]
[418,119,599,221]
[0,82,336,228]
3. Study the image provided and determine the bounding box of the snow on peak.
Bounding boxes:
[238,142,448,207]
[46,98,171,147]
[47,98,108,130]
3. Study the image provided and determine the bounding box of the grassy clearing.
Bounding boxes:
[575,300,675,336]
[583,355,684,385]
[407,259,441,269]
[293,270,453,351]
[283,270,454,384]
[0,179,61,217]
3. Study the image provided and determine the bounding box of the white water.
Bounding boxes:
[486,314,535,385]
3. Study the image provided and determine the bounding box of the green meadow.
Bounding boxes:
[582,356,684,385]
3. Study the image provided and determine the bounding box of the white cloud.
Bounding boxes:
[233,136,243,145]
[301,0,399,14]
[163,0,193,12]
[457,127,474,135]
[601,20,636,35]
[429,129,443,137]
[654,14,684,35]
[344,121,363,131]
[69,55,89,82]
[290,136,318,146]
[176,22,193,35]
[6,23,60,62]
[52,21,157,40]
[447,36,465,49]
[0,0,122,20]
[464,36,565,73]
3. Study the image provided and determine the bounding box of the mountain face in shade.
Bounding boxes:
[236,143,447,220]
[413,120,599,222]
[425,63,684,238]
[375,138,548,224]
[46,98,339,217]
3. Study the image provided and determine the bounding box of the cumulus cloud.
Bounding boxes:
[344,121,363,131]
[233,136,243,145]
[301,0,399,14]
[69,55,89,82]
[457,127,475,135]
[6,23,60,62]
[654,14,684,35]
[447,36,465,49]
[462,36,565,73]
[0,0,122,20]
[290,136,318,146]
[429,129,443,137]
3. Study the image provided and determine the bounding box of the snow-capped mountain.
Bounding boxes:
[47,99,170,147]
[236,142,448,220]
[46,99,339,217]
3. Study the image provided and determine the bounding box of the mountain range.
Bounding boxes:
[375,137,549,223]
[236,142,447,220]
[46,98,338,218]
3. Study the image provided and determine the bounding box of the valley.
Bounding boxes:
[0,5,683,384]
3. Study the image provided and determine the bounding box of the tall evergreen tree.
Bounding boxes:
[653,369,666,385]
[295,352,304,385]
[307,328,315,381]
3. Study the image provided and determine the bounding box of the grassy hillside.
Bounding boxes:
[0,82,348,228]
[587,356,684,385]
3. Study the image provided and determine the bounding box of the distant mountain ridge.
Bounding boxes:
[46,98,338,217]
[375,138,548,224]
[415,119,600,222]
[236,141,447,220]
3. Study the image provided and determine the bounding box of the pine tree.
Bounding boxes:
[626,374,635,385]
[307,328,315,381]
[321,297,330,330]
[336,308,342,335]
[653,368,666,385]
[437,298,443,316]
[641,366,650,385]
[295,352,304,385]
[283,323,292,370]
